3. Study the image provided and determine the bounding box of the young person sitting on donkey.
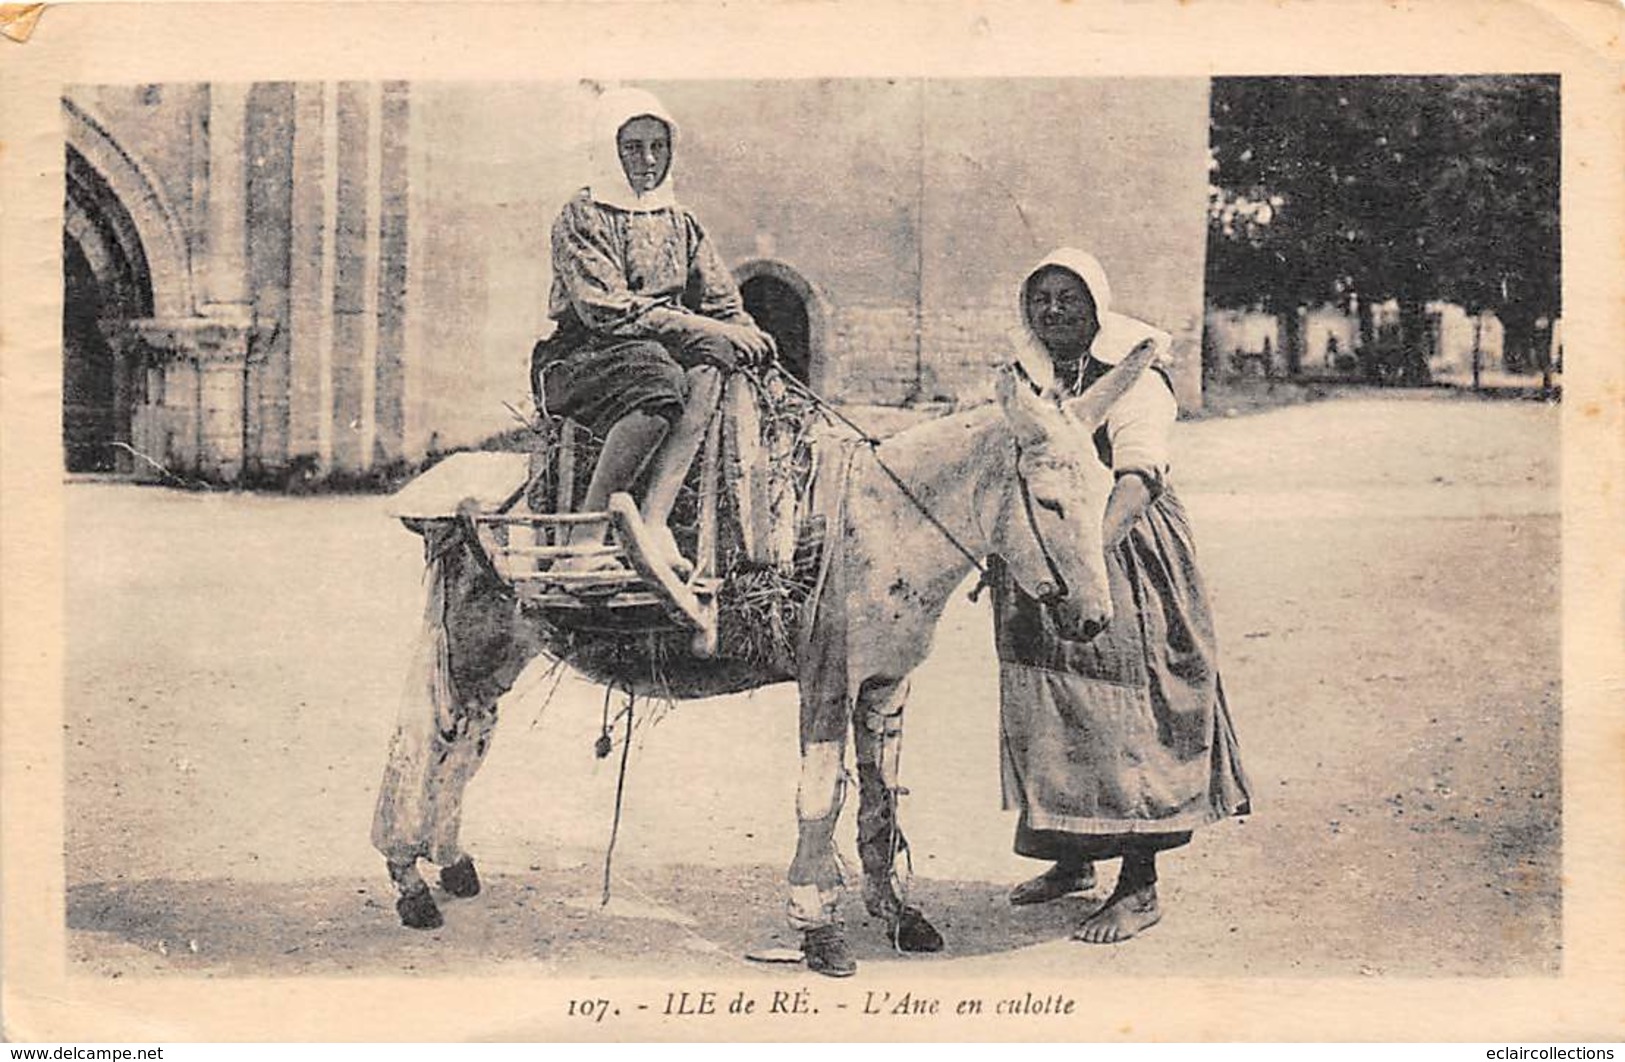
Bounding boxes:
[531,86,776,575]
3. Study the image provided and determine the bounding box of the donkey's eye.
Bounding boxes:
[1034,496,1067,520]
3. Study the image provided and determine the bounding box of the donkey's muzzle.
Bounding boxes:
[1047,594,1110,643]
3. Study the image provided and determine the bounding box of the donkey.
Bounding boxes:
[371,343,1156,975]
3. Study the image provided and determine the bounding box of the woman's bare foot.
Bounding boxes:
[647,522,695,579]
[1073,883,1160,944]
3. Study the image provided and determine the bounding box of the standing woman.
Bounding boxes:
[995,248,1251,943]
[531,86,775,574]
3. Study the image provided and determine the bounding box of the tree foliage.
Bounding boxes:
[1207,76,1560,380]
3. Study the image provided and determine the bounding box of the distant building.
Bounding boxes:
[1203,299,1519,382]
[1303,306,1358,372]
[63,80,1212,483]
[1425,302,1504,380]
[1203,307,1281,375]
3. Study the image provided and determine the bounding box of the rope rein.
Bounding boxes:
[601,683,635,907]
[774,372,991,589]
[1013,447,1072,606]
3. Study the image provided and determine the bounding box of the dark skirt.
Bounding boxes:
[531,332,685,438]
[531,319,743,438]
[1015,815,1192,863]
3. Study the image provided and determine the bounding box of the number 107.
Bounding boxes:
[567,998,612,1023]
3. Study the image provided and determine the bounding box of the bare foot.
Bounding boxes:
[1073,883,1160,944]
[647,523,695,579]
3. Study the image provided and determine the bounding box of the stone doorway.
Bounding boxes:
[63,144,155,475]
[735,260,826,392]
[740,274,810,384]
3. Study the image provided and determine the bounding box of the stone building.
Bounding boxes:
[62,80,1211,483]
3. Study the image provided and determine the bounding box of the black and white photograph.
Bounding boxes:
[3,0,1621,1045]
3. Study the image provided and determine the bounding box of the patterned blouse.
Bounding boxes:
[548,190,752,344]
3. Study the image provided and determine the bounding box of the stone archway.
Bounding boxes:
[62,97,256,482]
[733,259,829,394]
[63,144,156,473]
[63,97,203,476]
[62,98,195,320]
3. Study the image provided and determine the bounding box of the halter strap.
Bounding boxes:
[1013,442,1071,606]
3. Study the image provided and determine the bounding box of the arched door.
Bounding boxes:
[63,145,155,474]
[740,274,811,384]
[63,238,121,472]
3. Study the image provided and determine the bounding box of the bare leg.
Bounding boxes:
[558,411,669,571]
[640,365,724,575]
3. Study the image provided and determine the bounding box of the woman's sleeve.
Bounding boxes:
[688,215,756,325]
[551,199,693,339]
[1103,370,1178,489]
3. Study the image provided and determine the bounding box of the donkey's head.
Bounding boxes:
[992,337,1161,641]
[994,369,1115,641]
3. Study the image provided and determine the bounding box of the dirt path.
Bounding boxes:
[63,393,1560,980]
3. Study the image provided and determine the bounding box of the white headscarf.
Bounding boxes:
[1010,247,1173,396]
[587,86,679,213]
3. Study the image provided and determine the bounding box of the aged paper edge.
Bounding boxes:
[2,0,1622,1044]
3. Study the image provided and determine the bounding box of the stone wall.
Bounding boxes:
[65,78,1213,482]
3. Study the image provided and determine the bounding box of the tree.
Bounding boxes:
[1208,76,1560,385]
[1207,79,1347,376]
[1425,77,1561,378]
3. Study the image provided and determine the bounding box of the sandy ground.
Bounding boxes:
[62,392,1560,980]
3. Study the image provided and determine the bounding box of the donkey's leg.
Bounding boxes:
[424,547,546,901]
[372,520,541,928]
[386,856,441,930]
[787,737,854,977]
[374,697,499,920]
[425,699,502,899]
[373,525,461,928]
[853,677,907,915]
[790,536,861,976]
[852,677,943,954]
[374,694,500,921]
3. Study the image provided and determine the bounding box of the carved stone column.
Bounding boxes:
[114,82,260,483]
[111,317,253,483]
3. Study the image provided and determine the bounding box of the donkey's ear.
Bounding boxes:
[1061,336,1158,430]
[997,366,1056,447]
